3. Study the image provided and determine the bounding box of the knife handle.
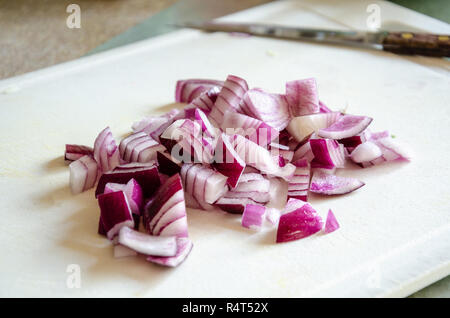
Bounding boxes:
[382,32,450,57]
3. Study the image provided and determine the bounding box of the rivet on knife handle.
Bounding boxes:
[382,32,450,57]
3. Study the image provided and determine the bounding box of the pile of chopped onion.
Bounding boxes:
[65,75,410,266]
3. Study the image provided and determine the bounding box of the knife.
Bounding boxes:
[175,21,450,57]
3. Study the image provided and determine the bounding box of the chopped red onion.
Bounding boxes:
[194,108,217,139]
[180,164,228,205]
[161,119,213,164]
[119,132,165,163]
[104,178,143,215]
[147,237,193,267]
[242,204,266,230]
[286,78,320,116]
[350,141,382,163]
[93,127,120,172]
[233,134,295,180]
[310,139,345,169]
[98,191,134,240]
[292,141,315,162]
[287,112,341,142]
[212,133,246,188]
[69,155,99,194]
[318,115,373,140]
[132,109,180,141]
[209,75,249,124]
[265,207,281,225]
[276,199,323,243]
[269,142,294,164]
[310,172,365,195]
[144,174,188,238]
[95,163,160,197]
[319,100,333,113]
[65,144,93,162]
[358,136,410,167]
[240,89,290,131]
[215,173,270,213]
[324,209,340,234]
[189,86,221,113]
[221,110,278,146]
[287,159,310,202]
[175,79,224,103]
[156,151,181,176]
[118,226,177,256]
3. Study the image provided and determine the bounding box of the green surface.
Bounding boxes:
[89,0,449,297]
[390,0,450,23]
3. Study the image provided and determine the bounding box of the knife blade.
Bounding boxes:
[175,21,450,57]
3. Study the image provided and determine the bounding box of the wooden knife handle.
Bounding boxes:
[382,32,450,57]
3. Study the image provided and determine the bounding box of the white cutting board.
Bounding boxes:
[0,0,449,297]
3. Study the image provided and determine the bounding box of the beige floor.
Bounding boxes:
[0,0,177,79]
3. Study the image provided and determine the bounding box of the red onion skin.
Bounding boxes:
[97,191,134,240]
[95,165,160,198]
[175,79,224,103]
[324,209,340,234]
[276,200,323,243]
[156,151,181,176]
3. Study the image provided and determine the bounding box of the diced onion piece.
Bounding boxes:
[292,141,314,162]
[324,209,340,234]
[319,100,333,113]
[318,115,373,140]
[221,110,278,146]
[147,237,193,267]
[269,142,294,164]
[233,134,295,180]
[215,173,270,213]
[161,119,213,164]
[118,226,177,256]
[287,112,341,142]
[132,109,180,141]
[287,159,310,202]
[276,199,323,243]
[156,151,181,176]
[215,197,261,214]
[266,177,288,210]
[144,174,188,238]
[189,86,221,113]
[194,108,218,139]
[65,144,93,161]
[350,141,382,163]
[242,204,266,230]
[96,163,160,197]
[181,164,228,204]
[310,139,345,169]
[175,79,224,103]
[358,136,411,167]
[69,155,99,194]
[213,133,246,188]
[93,127,120,172]
[98,191,134,240]
[209,75,248,124]
[265,208,281,226]
[240,88,291,131]
[104,178,143,215]
[286,78,319,116]
[310,172,365,195]
[119,132,165,163]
